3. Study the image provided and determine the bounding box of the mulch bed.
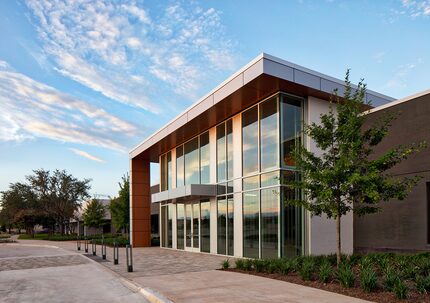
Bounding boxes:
[222,268,430,303]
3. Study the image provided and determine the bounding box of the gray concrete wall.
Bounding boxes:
[354,92,430,252]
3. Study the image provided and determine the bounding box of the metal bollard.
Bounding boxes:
[77,237,81,251]
[126,244,133,272]
[113,241,119,265]
[101,238,106,260]
[92,239,96,256]
[84,238,89,253]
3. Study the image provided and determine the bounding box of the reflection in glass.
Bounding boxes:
[193,203,199,248]
[243,175,259,191]
[261,188,279,258]
[227,195,234,256]
[185,138,199,185]
[200,200,210,253]
[177,203,184,249]
[260,97,279,171]
[176,146,184,187]
[167,152,172,190]
[217,183,227,195]
[243,191,259,258]
[217,197,227,255]
[227,120,234,180]
[242,106,259,176]
[217,124,226,182]
[200,132,210,184]
[161,205,167,247]
[281,95,302,168]
[260,171,279,188]
[282,171,303,257]
[185,204,192,247]
[167,204,173,248]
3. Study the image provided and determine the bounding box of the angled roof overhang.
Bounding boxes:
[130,53,395,162]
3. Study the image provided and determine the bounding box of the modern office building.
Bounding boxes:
[129,53,429,258]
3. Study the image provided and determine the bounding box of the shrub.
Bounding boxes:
[299,258,315,281]
[267,260,278,274]
[393,278,408,300]
[318,260,332,283]
[243,259,253,271]
[360,266,377,292]
[235,259,244,270]
[253,259,265,273]
[280,260,293,275]
[337,262,354,288]
[383,266,398,291]
[416,275,430,294]
[291,257,302,272]
[222,259,230,269]
[359,256,373,270]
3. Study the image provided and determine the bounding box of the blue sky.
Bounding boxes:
[0,0,429,197]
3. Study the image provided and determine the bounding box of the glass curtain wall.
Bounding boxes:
[185,138,199,185]
[242,107,259,176]
[281,95,301,168]
[217,124,226,182]
[227,195,234,255]
[200,200,210,252]
[200,132,210,184]
[261,188,279,258]
[226,120,234,180]
[167,204,173,248]
[176,146,184,187]
[161,205,167,247]
[260,97,279,171]
[160,152,172,191]
[177,203,185,250]
[243,191,259,258]
[217,197,227,255]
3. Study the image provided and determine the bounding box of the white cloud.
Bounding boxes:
[0,62,138,152]
[381,60,420,93]
[25,0,238,112]
[69,148,105,163]
[401,0,430,17]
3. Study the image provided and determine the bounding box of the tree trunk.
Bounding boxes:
[336,214,341,267]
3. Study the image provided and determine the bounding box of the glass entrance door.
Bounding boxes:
[185,202,200,251]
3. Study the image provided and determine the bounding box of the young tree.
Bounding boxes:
[288,71,426,266]
[109,174,130,235]
[82,198,106,231]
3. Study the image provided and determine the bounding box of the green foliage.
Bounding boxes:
[383,266,398,291]
[235,259,244,270]
[360,267,377,292]
[243,259,253,271]
[280,260,293,275]
[393,278,408,300]
[287,71,426,265]
[319,260,332,283]
[83,199,106,228]
[253,259,265,273]
[337,262,354,288]
[221,259,230,269]
[416,275,430,294]
[299,258,315,281]
[109,174,130,233]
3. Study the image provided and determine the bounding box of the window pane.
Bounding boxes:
[200,132,210,184]
[167,204,173,248]
[160,154,167,191]
[281,95,302,168]
[227,195,234,256]
[185,138,199,185]
[227,181,234,194]
[282,172,303,257]
[217,183,227,195]
[243,191,259,258]
[260,97,279,171]
[261,188,279,259]
[161,205,167,247]
[242,106,259,176]
[185,204,192,247]
[260,171,280,188]
[176,146,184,187]
[200,200,210,253]
[227,119,234,180]
[243,175,259,191]
[217,197,227,255]
[177,203,184,249]
[193,203,199,248]
[217,124,226,182]
[167,152,172,190]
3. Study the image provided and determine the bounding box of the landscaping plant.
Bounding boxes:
[393,278,408,300]
[416,275,430,294]
[318,260,332,283]
[221,259,230,269]
[235,259,244,270]
[337,262,354,288]
[360,266,377,292]
[299,258,315,281]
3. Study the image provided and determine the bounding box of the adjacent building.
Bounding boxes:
[129,53,429,257]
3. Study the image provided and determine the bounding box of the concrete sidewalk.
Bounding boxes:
[17,239,371,303]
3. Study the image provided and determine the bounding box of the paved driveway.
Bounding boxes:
[0,243,148,303]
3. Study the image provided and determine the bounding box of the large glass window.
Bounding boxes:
[167,204,173,248]
[160,153,167,191]
[176,146,184,187]
[281,95,302,168]
[185,204,192,247]
[242,106,259,176]
[193,203,200,248]
[243,191,260,258]
[167,152,172,190]
[185,138,199,185]
[260,97,279,171]
[261,188,279,259]
[217,124,226,182]
[177,203,185,250]
[217,197,227,255]
[200,132,210,184]
[227,195,234,256]
[161,205,167,247]
[227,120,234,180]
[200,200,210,252]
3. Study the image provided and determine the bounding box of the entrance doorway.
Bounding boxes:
[185,202,200,252]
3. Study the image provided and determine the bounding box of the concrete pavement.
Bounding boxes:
[0,243,149,303]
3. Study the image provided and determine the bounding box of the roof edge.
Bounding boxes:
[365,88,430,114]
